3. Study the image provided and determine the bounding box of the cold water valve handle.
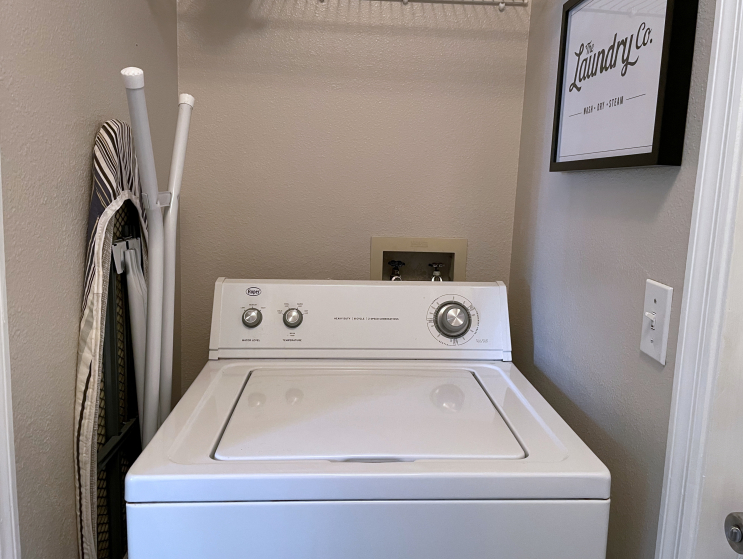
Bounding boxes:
[429,262,445,282]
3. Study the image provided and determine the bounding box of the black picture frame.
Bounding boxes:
[550,0,699,172]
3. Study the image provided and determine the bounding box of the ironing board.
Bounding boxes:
[73,120,147,559]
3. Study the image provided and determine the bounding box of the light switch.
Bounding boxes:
[640,279,673,365]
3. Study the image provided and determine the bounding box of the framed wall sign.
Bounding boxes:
[550,0,699,172]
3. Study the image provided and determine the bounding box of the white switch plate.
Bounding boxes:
[640,279,673,365]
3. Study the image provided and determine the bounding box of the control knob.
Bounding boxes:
[434,302,471,338]
[283,308,303,328]
[242,308,263,328]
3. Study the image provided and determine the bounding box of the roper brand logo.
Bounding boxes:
[246,287,261,296]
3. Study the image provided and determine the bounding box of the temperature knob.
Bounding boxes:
[434,302,471,338]
[283,308,303,328]
[242,308,263,328]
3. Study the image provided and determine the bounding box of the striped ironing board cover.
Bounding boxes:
[73,120,147,559]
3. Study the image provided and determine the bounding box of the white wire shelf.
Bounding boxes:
[362,0,527,8]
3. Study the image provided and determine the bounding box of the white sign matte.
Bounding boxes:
[556,0,667,162]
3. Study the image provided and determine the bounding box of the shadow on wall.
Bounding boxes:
[178,0,531,44]
[551,167,679,221]
[146,0,180,45]
[512,280,653,559]
[534,365,650,558]
[177,0,531,94]
[509,161,686,559]
[178,0,267,40]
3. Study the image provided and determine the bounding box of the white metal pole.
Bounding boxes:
[123,248,147,439]
[159,94,194,426]
[121,67,164,447]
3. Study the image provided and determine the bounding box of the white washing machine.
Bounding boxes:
[126,279,610,558]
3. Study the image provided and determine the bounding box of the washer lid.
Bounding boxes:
[214,369,525,461]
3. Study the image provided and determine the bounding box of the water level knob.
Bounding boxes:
[242,308,263,328]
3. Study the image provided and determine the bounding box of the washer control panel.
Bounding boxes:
[210,279,511,360]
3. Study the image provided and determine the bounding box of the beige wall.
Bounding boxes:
[509,1,715,558]
[0,0,177,556]
[176,0,532,389]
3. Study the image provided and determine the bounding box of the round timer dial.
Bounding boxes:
[427,295,479,346]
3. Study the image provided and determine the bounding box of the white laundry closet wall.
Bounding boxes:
[175,0,532,392]
[508,0,717,558]
[0,1,178,556]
